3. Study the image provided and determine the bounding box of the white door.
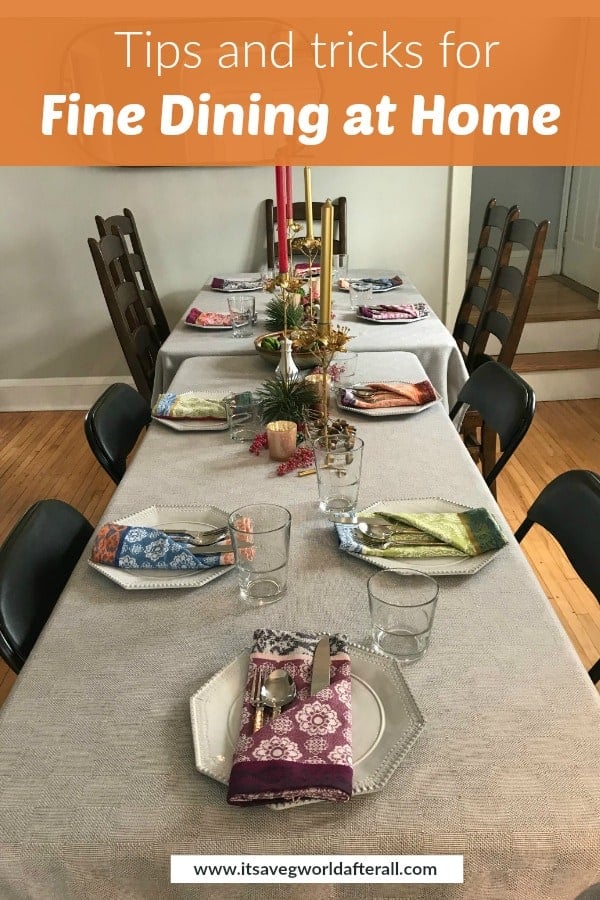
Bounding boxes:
[562,167,600,292]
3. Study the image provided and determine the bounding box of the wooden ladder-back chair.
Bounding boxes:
[467,217,549,373]
[88,230,160,401]
[453,199,519,362]
[265,197,347,269]
[95,208,170,344]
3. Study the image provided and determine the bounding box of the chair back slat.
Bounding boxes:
[95,208,169,344]
[265,197,347,269]
[89,231,160,401]
[468,218,548,371]
[453,199,519,360]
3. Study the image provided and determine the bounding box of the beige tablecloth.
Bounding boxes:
[0,352,598,900]
[152,272,468,411]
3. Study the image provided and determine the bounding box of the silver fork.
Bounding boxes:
[250,668,266,733]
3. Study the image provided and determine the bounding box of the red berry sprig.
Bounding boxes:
[276,446,314,476]
[249,432,268,456]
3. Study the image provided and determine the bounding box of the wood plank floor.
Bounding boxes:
[0,402,599,706]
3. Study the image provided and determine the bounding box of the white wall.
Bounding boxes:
[0,166,455,381]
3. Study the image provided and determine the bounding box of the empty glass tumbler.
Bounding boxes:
[368,568,439,663]
[228,503,291,606]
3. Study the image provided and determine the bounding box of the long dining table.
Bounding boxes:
[152,271,468,410]
[0,351,599,899]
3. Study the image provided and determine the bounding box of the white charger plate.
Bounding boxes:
[345,498,507,577]
[185,320,233,331]
[189,642,424,805]
[336,384,440,418]
[152,391,229,432]
[88,504,232,590]
[338,280,404,294]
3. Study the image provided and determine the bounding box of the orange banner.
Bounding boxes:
[1,16,600,165]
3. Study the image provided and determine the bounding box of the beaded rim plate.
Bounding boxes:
[88,504,233,590]
[189,641,424,807]
[342,498,507,576]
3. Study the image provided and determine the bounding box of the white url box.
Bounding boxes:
[171,854,464,884]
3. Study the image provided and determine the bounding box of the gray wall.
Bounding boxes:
[0,166,453,380]
[469,167,565,250]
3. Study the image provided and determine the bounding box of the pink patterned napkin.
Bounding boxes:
[185,307,233,327]
[227,629,352,806]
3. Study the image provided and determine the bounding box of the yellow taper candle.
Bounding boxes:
[304,166,314,239]
[318,199,333,337]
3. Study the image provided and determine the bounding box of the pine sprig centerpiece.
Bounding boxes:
[255,375,318,425]
[265,297,306,333]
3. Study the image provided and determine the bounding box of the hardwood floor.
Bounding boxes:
[0,401,599,705]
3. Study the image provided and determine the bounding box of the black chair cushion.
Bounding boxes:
[0,500,93,672]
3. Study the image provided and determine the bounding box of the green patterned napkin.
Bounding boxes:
[341,508,507,559]
[152,392,227,420]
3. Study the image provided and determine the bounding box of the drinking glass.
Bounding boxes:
[227,295,255,337]
[349,281,373,311]
[330,352,358,388]
[313,434,364,522]
[225,392,262,442]
[228,503,291,605]
[368,569,439,663]
[332,253,349,281]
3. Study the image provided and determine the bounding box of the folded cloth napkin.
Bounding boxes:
[211,275,262,291]
[358,302,428,321]
[152,392,227,421]
[339,275,403,291]
[185,308,233,327]
[90,523,235,570]
[227,629,352,806]
[336,507,507,559]
[340,380,437,410]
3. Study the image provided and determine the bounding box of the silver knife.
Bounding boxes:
[310,636,331,695]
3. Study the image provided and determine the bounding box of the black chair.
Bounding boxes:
[265,197,347,269]
[514,470,600,684]
[0,500,93,673]
[95,208,170,344]
[85,383,151,485]
[450,361,535,497]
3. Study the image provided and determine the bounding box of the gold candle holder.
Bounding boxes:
[318,199,334,338]
[266,420,297,461]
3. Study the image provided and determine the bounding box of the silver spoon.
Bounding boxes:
[163,527,228,545]
[356,521,396,542]
[356,520,443,548]
[260,669,297,721]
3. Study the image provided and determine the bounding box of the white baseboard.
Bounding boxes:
[522,368,600,401]
[466,247,558,278]
[0,376,134,411]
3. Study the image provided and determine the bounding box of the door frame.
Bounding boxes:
[556,165,574,276]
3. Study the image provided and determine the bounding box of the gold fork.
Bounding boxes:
[250,667,266,733]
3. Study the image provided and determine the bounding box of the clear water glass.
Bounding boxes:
[368,569,439,664]
[313,434,364,522]
[228,503,291,606]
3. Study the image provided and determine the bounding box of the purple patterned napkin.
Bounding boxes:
[358,302,428,320]
[227,629,352,806]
